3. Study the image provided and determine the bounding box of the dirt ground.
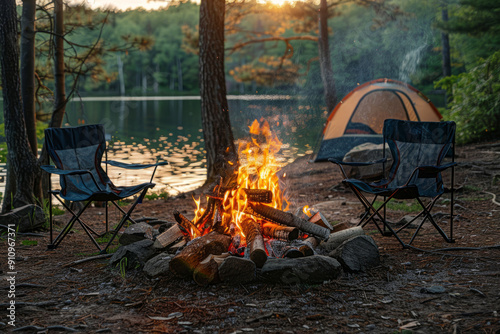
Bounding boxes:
[1,141,499,333]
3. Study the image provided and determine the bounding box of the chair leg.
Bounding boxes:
[413,197,454,244]
[47,196,103,251]
[48,200,94,249]
[350,187,408,248]
[101,187,151,254]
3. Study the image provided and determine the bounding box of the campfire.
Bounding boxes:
[160,119,334,285]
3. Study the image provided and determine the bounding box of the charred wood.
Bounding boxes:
[282,246,304,258]
[244,188,272,203]
[169,231,231,277]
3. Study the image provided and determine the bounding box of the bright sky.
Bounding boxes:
[78,0,292,11]
[77,0,170,11]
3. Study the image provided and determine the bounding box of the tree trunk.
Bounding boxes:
[51,0,67,128]
[21,0,37,157]
[21,0,43,202]
[0,0,39,212]
[318,0,337,113]
[441,9,451,77]
[199,0,238,185]
[37,0,67,204]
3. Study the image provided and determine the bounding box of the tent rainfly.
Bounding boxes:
[314,78,442,162]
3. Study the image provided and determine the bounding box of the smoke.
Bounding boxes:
[399,44,427,84]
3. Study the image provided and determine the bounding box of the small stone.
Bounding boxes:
[420,285,446,294]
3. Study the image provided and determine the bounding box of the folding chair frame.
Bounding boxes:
[42,124,168,254]
[330,120,457,248]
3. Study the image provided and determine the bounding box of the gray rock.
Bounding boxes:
[330,235,380,272]
[0,204,45,233]
[109,239,155,270]
[260,255,342,284]
[343,143,392,181]
[118,222,154,245]
[218,256,256,284]
[143,252,172,277]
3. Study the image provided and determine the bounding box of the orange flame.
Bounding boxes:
[192,118,289,238]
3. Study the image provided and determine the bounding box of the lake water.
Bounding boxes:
[56,95,327,196]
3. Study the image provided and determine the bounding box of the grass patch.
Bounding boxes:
[21,240,38,246]
[459,196,489,202]
[463,185,482,192]
[374,200,421,213]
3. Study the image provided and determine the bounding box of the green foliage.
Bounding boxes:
[436,50,500,144]
[144,191,170,201]
[0,123,7,163]
[118,257,128,279]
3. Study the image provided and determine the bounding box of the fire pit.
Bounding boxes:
[111,119,380,285]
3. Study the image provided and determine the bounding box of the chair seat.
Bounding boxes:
[344,179,421,199]
[60,182,155,202]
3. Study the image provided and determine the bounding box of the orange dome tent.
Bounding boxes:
[314,78,442,162]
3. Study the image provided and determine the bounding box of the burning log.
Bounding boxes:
[246,203,331,240]
[169,231,231,278]
[194,197,217,234]
[241,217,267,268]
[208,188,273,204]
[261,222,299,241]
[243,188,272,203]
[152,224,187,250]
[173,211,201,238]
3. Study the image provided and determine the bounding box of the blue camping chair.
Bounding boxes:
[41,124,168,253]
[329,119,457,248]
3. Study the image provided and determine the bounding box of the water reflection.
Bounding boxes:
[61,96,325,195]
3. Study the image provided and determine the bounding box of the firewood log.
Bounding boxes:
[153,224,186,250]
[319,226,365,253]
[246,203,331,240]
[192,253,230,286]
[193,256,219,286]
[261,222,299,241]
[173,211,201,238]
[240,217,267,268]
[169,231,231,278]
[298,237,320,256]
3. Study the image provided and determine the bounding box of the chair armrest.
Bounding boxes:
[328,157,387,179]
[328,157,387,167]
[104,160,169,170]
[105,160,168,183]
[417,162,458,178]
[41,165,103,191]
[40,165,91,176]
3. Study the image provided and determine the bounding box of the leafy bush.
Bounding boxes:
[436,50,500,144]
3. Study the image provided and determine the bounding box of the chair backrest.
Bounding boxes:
[45,124,111,200]
[383,119,455,197]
